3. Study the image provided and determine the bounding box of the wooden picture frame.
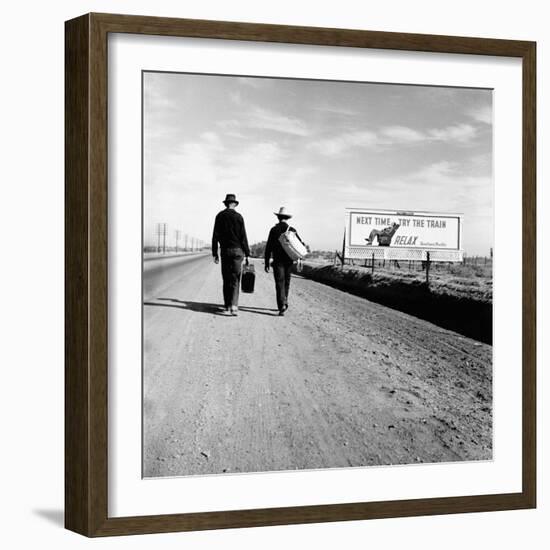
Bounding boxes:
[65,12,536,537]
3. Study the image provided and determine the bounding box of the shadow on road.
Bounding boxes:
[144,298,279,316]
[238,306,279,317]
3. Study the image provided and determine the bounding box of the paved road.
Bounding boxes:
[143,255,492,477]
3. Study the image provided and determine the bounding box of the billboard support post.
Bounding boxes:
[341,229,346,268]
[426,251,431,284]
[371,252,375,275]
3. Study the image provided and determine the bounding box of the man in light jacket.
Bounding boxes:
[264,207,305,316]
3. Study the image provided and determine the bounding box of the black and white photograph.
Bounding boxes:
[2,0,544,544]
[142,71,493,478]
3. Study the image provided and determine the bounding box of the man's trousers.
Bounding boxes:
[220,248,244,308]
[272,261,293,311]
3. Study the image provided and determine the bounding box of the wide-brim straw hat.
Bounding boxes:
[223,193,239,205]
[274,206,292,219]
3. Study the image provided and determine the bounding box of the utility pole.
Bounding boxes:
[156,223,167,254]
[175,230,181,253]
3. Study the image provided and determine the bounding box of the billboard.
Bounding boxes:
[345,208,463,261]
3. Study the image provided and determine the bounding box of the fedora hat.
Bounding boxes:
[274,206,292,219]
[223,193,239,205]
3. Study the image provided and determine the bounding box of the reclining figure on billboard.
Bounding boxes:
[365,219,400,246]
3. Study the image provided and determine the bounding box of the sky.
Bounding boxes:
[143,72,493,255]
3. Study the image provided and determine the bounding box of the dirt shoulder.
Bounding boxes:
[300,262,492,344]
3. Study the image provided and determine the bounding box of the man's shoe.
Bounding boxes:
[231,306,238,316]
[282,303,288,312]
[278,310,285,316]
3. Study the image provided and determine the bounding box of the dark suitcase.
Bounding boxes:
[241,263,256,293]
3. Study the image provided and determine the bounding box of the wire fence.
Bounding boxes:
[330,249,492,283]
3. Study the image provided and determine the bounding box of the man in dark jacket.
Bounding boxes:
[264,207,305,316]
[212,194,250,316]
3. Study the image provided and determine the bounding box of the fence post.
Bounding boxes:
[371,252,375,275]
[425,251,431,284]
